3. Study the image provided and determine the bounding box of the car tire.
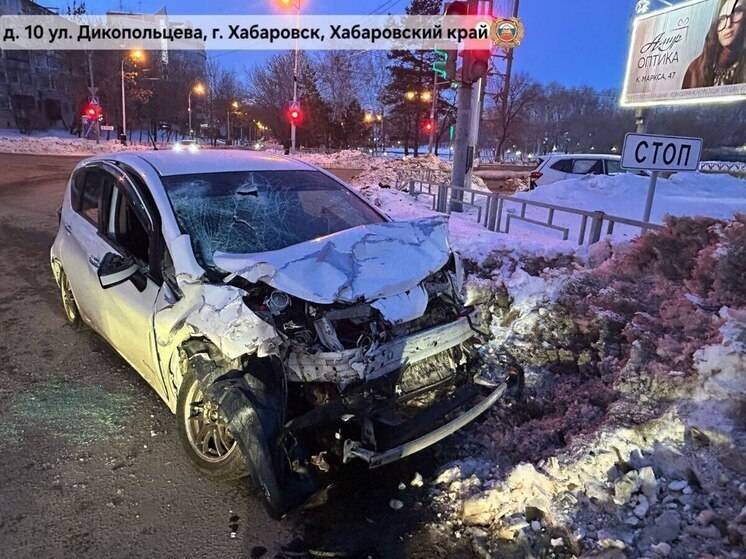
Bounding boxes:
[176,367,248,480]
[58,267,82,329]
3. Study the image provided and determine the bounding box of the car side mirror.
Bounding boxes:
[98,252,140,289]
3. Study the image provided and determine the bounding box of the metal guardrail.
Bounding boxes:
[407,178,665,245]
[699,161,746,178]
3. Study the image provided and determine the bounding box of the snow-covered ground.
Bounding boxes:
[510,172,746,242]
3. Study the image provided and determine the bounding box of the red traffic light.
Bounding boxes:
[82,102,102,120]
[444,1,468,15]
[422,119,434,132]
[287,105,303,125]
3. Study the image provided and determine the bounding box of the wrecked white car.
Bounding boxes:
[50,150,519,516]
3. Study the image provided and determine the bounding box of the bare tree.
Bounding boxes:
[488,71,542,159]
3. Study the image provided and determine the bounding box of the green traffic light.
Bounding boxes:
[432,48,449,80]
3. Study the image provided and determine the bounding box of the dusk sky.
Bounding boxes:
[50,0,639,91]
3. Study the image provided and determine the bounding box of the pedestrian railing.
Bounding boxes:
[699,161,746,178]
[407,180,665,245]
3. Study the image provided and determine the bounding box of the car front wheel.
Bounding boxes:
[176,369,248,480]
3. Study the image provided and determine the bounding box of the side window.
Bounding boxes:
[70,169,85,210]
[550,159,573,173]
[74,169,111,226]
[106,186,151,265]
[571,159,603,175]
[606,160,622,174]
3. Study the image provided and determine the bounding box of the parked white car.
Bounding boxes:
[50,150,520,516]
[530,153,624,188]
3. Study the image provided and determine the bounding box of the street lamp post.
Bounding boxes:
[188,82,205,139]
[120,49,144,145]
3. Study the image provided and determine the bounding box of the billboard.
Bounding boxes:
[622,0,746,107]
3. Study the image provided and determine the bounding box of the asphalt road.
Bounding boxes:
[0,153,474,559]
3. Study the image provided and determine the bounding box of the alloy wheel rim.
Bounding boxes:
[60,274,77,322]
[183,381,237,463]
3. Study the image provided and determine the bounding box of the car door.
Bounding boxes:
[93,163,167,397]
[58,164,116,331]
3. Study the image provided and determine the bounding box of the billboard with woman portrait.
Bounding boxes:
[622,0,746,106]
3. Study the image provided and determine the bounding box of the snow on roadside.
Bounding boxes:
[0,134,151,156]
[510,171,746,243]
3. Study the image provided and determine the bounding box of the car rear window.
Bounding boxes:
[161,170,385,265]
[550,159,573,173]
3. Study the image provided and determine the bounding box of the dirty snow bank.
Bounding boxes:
[0,134,151,155]
[295,150,489,191]
[412,215,746,559]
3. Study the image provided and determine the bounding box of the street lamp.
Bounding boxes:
[120,49,146,145]
[420,90,432,103]
[188,82,206,139]
[405,91,417,101]
[227,100,240,145]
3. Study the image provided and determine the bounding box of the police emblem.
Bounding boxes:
[491,17,524,48]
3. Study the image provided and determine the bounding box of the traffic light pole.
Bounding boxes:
[427,72,437,154]
[464,77,482,188]
[448,81,473,212]
[290,1,300,153]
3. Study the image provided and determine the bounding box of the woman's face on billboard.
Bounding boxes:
[717,0,744,48]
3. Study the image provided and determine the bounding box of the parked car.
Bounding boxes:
[50,150,520,516]
[529,153,624,188]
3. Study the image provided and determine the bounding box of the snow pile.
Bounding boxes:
[295,151,489,191]
[0,134,151,156]
[424,215,746,558]
[295,149,373,169]
[509,172,746,242]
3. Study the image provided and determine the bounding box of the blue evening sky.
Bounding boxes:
[51,0,640,91]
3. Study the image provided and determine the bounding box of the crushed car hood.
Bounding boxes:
[212,215,451,304]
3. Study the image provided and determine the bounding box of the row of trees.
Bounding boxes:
[56,0,746,156]
[486,73,746,160]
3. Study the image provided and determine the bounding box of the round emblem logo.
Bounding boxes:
[491,17,525,48]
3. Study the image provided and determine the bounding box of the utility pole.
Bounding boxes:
[497,0,519,160]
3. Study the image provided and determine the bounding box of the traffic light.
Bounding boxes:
[444,1,468,17]
[462,48,490,84]
[432,49,457,83]
[433,1,467,84]
[422,119,434,133]
[82,102,102,121]
[287,103,303,126]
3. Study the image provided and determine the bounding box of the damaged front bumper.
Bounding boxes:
[342,382,505,468]
[286,314,478,385]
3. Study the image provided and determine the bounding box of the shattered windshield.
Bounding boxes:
[161,170,385,265]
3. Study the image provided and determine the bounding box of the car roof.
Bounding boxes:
[542,153,620,160]
[103,149,316,176]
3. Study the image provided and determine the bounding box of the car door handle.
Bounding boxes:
[88,255,100,268]
[63,222,72,233]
